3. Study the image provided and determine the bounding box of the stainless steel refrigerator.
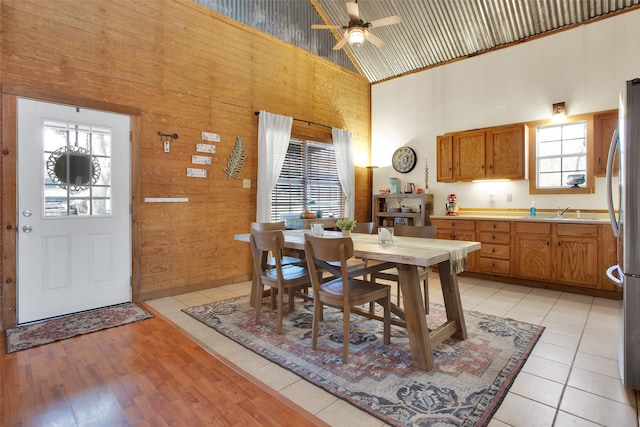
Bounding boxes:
[606,77,640,389]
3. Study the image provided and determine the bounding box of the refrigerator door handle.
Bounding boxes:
[606,129,620,237]
[606,264,624,287]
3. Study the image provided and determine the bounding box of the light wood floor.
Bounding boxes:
[0,304,328,427]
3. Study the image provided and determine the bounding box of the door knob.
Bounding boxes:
[22,224,33,233]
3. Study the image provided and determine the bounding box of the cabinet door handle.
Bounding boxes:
[546,241,550,246]
[492,235,496,240]
[492,248,496,253]
[493,224,496,229]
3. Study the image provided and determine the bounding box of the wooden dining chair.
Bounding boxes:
[304,234,391,363]
[250,228,312,334]
[250,221,306,306]
[374,224,436,313]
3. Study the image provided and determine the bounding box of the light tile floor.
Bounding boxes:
[146,275,640,426]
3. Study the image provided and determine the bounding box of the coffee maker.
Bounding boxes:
[445,194,459,216]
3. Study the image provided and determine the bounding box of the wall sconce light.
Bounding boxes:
[158,131,179,153]
[552,102,566,123]
[347,28,365,46]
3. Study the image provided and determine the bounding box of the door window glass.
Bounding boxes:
[43,120,112,217]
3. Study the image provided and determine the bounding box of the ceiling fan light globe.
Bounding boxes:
[348,28,365,46]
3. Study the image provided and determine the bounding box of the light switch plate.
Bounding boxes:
[242,179,251,189]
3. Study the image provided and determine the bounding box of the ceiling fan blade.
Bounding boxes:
[332,35,349,50]
[365,30,386,48]
[346,1,360,22]
[311,24,343,29]
[369,15,402,28]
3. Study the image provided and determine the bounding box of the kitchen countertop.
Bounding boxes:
[431,213,610,224]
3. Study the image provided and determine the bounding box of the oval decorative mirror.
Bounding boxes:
[46,146,101,192]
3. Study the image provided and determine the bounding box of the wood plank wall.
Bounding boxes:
[0,0,371,327]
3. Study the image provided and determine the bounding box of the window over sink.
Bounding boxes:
[528,112,595,195]
[536,121,587,188]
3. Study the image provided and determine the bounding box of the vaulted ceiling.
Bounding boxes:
[195,0,640,83]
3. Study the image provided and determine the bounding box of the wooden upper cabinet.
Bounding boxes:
[437,135,454,182]
[436,123,526,182]
[486,124,526,179]
[594,109,619,177]
[453,130,485,181]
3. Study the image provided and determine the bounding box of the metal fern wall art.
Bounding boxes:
[224,136,246,179]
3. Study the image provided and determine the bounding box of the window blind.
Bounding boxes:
[271,139,344,222]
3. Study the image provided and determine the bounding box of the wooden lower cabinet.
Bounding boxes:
[433,217,620,298]
[514,222,552,281]
[554,224,599,288]
[477,220,511,275]
[599,224,619,292]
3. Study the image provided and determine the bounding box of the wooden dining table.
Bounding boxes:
[234,230,481,371]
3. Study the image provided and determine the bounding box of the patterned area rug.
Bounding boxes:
[183,296,544,427]
[5,303,153,354]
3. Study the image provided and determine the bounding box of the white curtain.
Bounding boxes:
[332,127,355,218]
[256,111,293,222]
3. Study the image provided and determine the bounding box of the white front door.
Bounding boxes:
[17,98,131,324]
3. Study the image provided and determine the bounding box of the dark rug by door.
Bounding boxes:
[183,296,544,427]
[4,303,153,354]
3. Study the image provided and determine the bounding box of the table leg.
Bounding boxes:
[249,274,258,306]
[437,260,467,340]
[396,264,434,370]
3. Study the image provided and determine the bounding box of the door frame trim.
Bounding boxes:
[1,84,142,329]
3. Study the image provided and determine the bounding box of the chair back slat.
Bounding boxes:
[353,221,375,234]
[304,235,354,299]
[250,221,286,231]
[304,235,353,262]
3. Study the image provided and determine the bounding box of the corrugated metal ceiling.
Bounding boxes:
[195,0,640,83]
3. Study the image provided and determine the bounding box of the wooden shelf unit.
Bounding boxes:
[373,193,434,227]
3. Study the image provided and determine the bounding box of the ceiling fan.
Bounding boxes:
[312,0,402,50]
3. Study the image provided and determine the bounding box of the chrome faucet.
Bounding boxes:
[557,207,570,217]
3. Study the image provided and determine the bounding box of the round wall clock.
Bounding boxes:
[392,146,417,173]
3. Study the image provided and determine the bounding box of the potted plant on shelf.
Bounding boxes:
[336,218,356,236]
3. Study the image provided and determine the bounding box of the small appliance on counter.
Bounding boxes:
[404,182,415,193]
[445,194,459,216]
[389,177,401,194]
